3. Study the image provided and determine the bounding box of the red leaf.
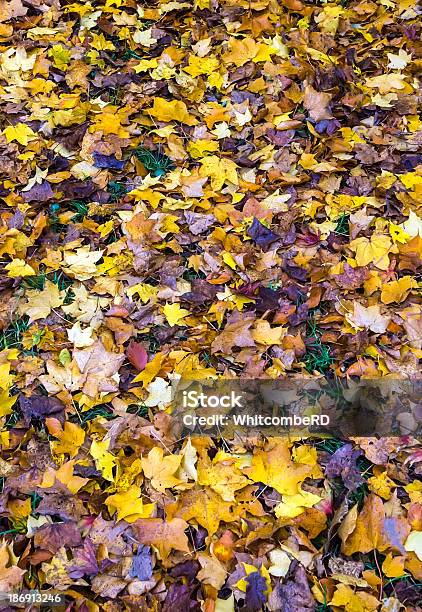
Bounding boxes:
[126,341,148,371]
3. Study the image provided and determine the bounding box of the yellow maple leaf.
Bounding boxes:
[90,112,129,137]
[330,584,379,611]
[207,72,225,90]
[90,33,115,51]
[132,352,164,386]
[365,73,407,94]
[163,302,189,326]
[274,489,322,519]
[399,172,422,190]
[382,553,406,578]
[0,390,17,418]
[172,351,217,379]
[199,155,238,190]
[90,438,116,481]
[20,280,65,322]
[0,363,16,414]
[49,44,71,70]
[184,55,219,76]
[167,487,233,536]
[53,461,88,494]
[187,139,219,158]
[252,320,286,345]
[62,246,103,281]
[148,97,196,125]
[314,5,345,35]
[299,153,318,169]
[252,43,277,63]
[389,222,410,244]
[305,47,334,64]
[405,480,422,504]
[126,282,158,302]
[159,214,179,235]
[8,498,31,521]
[133,58,159,73]
[47,419,85,459]
[96,220,114,238]
[141,447,183,492]
[222,251,237,270]
[223,37,259,66]
[3,123,36,146]
[197,457,250,502]
[367,470,396,500]
[380,276,418,304]
[128,187,165,207]
[41,460,88,494]
[105,486,155,522]
[244,441,317,496]
[0,363,14,391]
[5,258,36,277]
[349,234,392,270]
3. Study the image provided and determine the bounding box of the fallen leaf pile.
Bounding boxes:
[0,0,421,609]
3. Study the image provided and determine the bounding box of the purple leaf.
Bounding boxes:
[163,583,199,612]
[20,395,64,425]
[129,545,153,580]
[34,522,82,554]
[268,562,315,612]
[247,218,280,248]
[22,181,54,202]
[325,443,363,492]
[93,152,125,170]
[243,571,267,612]
[68,538,99,579]
[169,560,200,582]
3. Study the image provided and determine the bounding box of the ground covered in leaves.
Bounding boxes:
[0,0,421,609]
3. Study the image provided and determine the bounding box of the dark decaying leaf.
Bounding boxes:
[334,263,368,290]
[325,443,364,492]
[181,280,220,304]
[247,218,280,248]
[68,538,99,579]
[169,560,200,582]
[268,562,315,612]
[93,152,126,170]
[34,522,83,554]
[20,395,64,424]
[162,583,200,612]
